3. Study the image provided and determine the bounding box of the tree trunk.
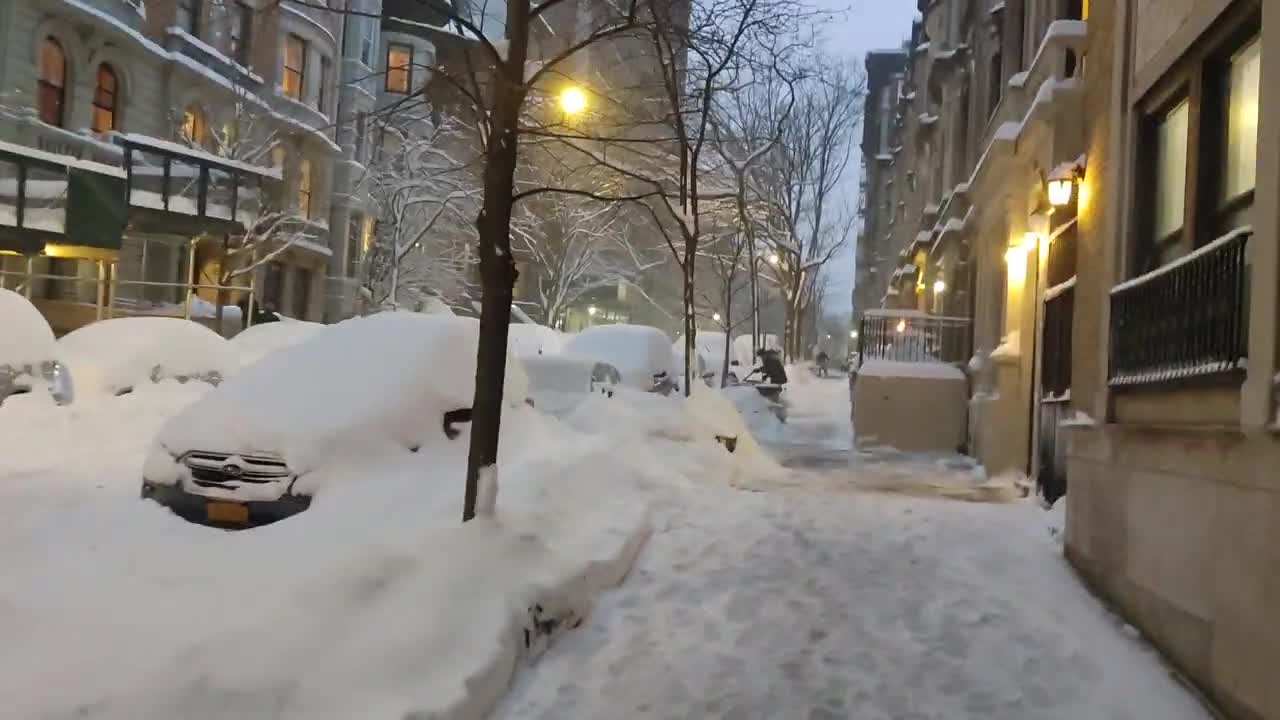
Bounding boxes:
[682,253,696,397]
[720,280,732,387]
[463,0,531,523]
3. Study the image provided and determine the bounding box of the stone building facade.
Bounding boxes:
[0,0,359,331]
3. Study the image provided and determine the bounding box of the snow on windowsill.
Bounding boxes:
[990,331,1020,362]
[1111,226,1252,294]
[165,28,265,84]
[1060,410,1097,428]
[1044,275,1077,301]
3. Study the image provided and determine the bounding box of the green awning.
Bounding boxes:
[66,168,127,251]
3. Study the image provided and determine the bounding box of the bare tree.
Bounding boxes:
[359,114,481,311]
[754,56,865,360]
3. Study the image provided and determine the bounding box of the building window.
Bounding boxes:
[354,111,368,161]
[386,43,413,94]
[1217,37,1259,233]
[1135,10,1259,275]
[282,34,306,101]
[987,51,1002,118]
[292,266,313,319]
[177,0,201,35]
[181,105,209,146]
[91,64,119,133]
[298,157,313,216]
[318,56,331,113]
[346,214,363,277]
[1150,99,1189,265]
[228,1,251,65]
[37,38,67,127]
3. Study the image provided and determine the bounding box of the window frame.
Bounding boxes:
[177,0,201,36]
[385,43,414,94]
[91,64,120,134]
[1131,5,1261,277]
[228,1,252,65]
[282,33,307,101]
[318,55,332,113]
[37,37,67,128]
[298,156,313,217]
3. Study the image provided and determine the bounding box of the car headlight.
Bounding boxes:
[45,362,74,406]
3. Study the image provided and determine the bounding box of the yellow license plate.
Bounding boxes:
[207,501,249,524]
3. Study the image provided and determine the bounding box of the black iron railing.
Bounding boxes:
[1109,227,1250,386]
[857,311,972,366]
[1041,279,1074,398]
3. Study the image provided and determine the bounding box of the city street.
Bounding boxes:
[495,376,1213,720]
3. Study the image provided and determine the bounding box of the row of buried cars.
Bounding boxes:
[1,288,707,528]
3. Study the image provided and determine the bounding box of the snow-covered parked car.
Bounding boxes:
[140,313,531,527]
[58,317,235,397]
[670,340,714,390]
[522,354,622,416]
[231,318,326,368]
[508,323,563,357]
[0,288,73,406]
[562,324,675,394]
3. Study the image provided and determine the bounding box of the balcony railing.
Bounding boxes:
[857,310,972,367]
[1109,227,1250,387]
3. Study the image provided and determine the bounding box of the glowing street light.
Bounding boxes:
[1047,175,1075,207]
[712,312,722,322]
[768,253,780,265]
[850,330,858,340]
[559,86,588,115]
[933,279,947,294]
[896,319,907,334]
[587,305,598,317]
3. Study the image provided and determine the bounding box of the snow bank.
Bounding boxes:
[57,317,236,395]
[155,313,530,493]
[563,324,672,390]
[0,288,57,370]
[231,319,326,367]
[858,359,966,381]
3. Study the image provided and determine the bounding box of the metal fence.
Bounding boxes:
[857,311,972,367]
[1108,227,1250,386]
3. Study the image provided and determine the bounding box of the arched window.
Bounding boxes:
[181,105,208,146]
[37,38,67,127]
[91,64,119,133]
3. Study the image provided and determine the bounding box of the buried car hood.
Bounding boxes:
[154,313,529,474]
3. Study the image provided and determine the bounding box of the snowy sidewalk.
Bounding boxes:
[493,376,1211,720]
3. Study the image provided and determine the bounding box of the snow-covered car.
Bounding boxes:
[58,317,235,397]
[562,324,675,394]
[508,323,563,357]
[670,341,715,390]
[231,319,326,368]
[0,288,73,406]
[140,313,531,527]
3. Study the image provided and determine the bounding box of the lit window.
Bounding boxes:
[386,44,413,94]
[1152,99,1189,261]
[181,105,208,146]
[91,64,119,133]
[282,34,306,101]
[1221,38,1259,210]
[37,38,67,127]
[298,157,313,216]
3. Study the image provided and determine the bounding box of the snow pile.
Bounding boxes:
[154,313,530,496]
[858,359,966,381]
[57,317,236,396]
[230,319,326,367]
[562,324,672,390]
[0,288,57,369]
[685,384,783,485]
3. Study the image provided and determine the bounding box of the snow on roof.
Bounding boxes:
[122,134,283,180]
[563,324,673,390]
[164,27,264,84]
[156,313,530,474]
[58,317,236,395]
[0,139,126,178]
[858,360,965,381]
[0,289,57,369]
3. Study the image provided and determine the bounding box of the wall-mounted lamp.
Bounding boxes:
[895,319,907,333]
[1047,175,1075,207]
[933,279,947,294]
[1022,231,1042,252]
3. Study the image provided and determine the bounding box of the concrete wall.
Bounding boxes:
[853,370,968,453]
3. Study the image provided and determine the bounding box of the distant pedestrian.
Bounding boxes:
[815,350,830,377]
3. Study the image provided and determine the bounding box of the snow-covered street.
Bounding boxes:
[495,375,1213,720]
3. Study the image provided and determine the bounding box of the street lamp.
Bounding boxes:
[712,312,722,323]
[933,279,947,294]
[850,330,858,340]
[559,86,588,116]
[896,319,907,333]
[587,305,597,317]
[768,253,779,265]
